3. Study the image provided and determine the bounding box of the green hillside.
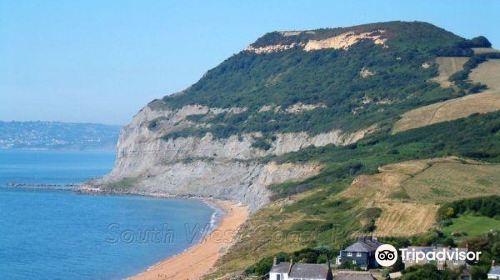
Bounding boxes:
[152,21,492,141]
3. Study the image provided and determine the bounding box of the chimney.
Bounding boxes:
[288,258,294,274]
[273,256,277,266]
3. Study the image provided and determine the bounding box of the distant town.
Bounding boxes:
[0,121,120,150]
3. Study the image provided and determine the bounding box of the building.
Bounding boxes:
[269,259,333,280]
[488,261,500,279]
[401,246,433,268]
[336,236,382,269]
[333,270,377,280]
[401,246,468,270]
[388,271,402,279]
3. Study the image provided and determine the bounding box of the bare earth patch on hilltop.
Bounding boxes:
[393,59,500,133]
[341,157,500,237]
[303,30,387,51]
[245,30,387,54]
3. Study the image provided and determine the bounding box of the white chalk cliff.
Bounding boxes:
[90,102,375,212]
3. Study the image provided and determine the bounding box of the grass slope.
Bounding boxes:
[442,215,500,239]
[207,112,500,278]
[342,157,500,236]
[393,58,500,133]
[431,57,468,88]
[470,59,500,88]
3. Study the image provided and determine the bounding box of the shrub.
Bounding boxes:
[361,207,382,220]
[457,36,492,48]
[251,137,272,151]
[244,256,273,276]
[437,196,500,221]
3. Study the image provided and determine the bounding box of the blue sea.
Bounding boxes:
[0,150,215,280]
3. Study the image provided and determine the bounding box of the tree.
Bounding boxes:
[445,207,455,219]
[469,36,492,48]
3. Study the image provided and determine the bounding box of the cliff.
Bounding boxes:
[93,104,374,211]
[89,21,494,213]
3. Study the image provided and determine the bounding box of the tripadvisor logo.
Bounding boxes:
[374,244,482,267]
[400,247,481,263]
[375,244,398,267]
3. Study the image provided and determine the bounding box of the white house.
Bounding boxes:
[269,259,333,280]
[488,264,500,279]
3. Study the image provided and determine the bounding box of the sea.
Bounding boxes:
[0,149,215,280]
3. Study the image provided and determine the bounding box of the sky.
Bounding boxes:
[1,0,499,125]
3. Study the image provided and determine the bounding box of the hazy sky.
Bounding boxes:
[1,0,499,125]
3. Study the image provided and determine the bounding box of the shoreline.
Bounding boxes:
[128,198,249,280]
[78,186,249,279]
[201,199,225,234]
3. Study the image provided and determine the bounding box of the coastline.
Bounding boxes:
[128,198,249,280]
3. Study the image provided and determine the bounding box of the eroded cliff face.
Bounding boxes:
[245,29,387,54]
[93,103,375,211]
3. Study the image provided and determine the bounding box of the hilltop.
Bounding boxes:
[90,21,500,279]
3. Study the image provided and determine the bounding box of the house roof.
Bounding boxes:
[345,242,373,252]
[489,266,500,275]
[270,262,290,273]
[334,271,376,280]
[344,238,382,253]
[271,262,330,278]
[289,263,330,279]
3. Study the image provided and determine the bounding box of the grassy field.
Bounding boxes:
[392,91,500,133]
[442,215,500,239]
[472,47,500,55]
[340,157,500,237]
[431,57,468,88]
[403,161,500,203]
[470,59,500,89]
[393,58,500,133]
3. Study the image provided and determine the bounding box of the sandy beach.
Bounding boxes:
[129,200,248,280]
